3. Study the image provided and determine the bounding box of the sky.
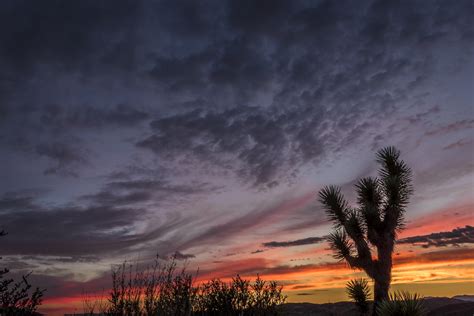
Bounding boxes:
[0,0,473,314]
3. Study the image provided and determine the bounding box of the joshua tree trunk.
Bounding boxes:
[319,147,413,316]
[373,263,391,314]
[372,239,393,313]
[374,276,390,307]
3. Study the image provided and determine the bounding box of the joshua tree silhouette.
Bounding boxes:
[319,147,412,313]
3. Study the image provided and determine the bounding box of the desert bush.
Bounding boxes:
[346,278,371,315]
[0,231,45,315]
[376,291,426,316]
[105,255,196,316]
[195,274,286,315]
[84,256,286,316]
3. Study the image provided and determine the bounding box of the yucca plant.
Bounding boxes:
[346,278,371,315]
[376,291,426,316]
[319,147,413,315]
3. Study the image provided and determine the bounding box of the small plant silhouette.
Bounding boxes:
[0,230,45,315]
[376,291,426,316]
[346,278,371,315]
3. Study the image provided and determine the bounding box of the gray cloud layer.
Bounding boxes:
[263,236,326,248]
[1,0,471,185]
[398,226,474,248]
[0,1,472,306]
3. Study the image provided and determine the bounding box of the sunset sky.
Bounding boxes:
[0,0,473,314]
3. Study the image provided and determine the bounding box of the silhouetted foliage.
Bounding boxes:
[195,274,286,315]
[105,255,196,316]
[83,255,286,315]
[0,231,45,315]
[376,291,426,316]
[346,278,371,315]
[319,147,413,314]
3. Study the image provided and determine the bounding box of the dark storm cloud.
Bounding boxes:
[0,0,472,277]
[0,193,37,211]
[0,192,189,257]
[137,106,325,186]
[35,141,88,177]
[133,0,472,186]
[83,178,219,207]
[0,0,471,185]
[0,0,142,71]
[39,104,149,130]
[398,226,474,248]
[82,190,152,206]
[262,236,326,248]
[0,103,149,177]
[0,174,218,258]
[173,251,195,261]
[106,179,215,195]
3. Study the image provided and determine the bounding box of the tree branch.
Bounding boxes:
[377,147,413,232]
[356,177,383,246]
[319,186,348,227]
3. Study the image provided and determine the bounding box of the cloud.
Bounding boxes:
[173,251,195,261]
[1,0,471,188]
[0,2,472,310]
[177,193,315,251]
[35,141,88,177]
[425,120,474,137]
[0,192,189,257]
[0,0,142,72]
[0,193,38,212]
[398,226,474,248]
[443,139,473,150]
[263,236,326,248]
[39,104,149,130]
[137,106,326,186]
[83,178,218,207]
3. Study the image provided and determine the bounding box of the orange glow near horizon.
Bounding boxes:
[39,249,474,315]
[38,203,474,315]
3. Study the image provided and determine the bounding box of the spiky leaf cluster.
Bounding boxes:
[319,147,413,272]
[376,291,426,316]
[346,278,371,315]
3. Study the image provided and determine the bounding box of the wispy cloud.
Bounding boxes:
[398,226,474,248]
[263,236,326,248]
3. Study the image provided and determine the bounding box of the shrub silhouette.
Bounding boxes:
[0,230,45,315]
[376,291,426,316]
[84,255,286,315]
[105,256,196,316]
[195,274,286,315]
[346,278,371,315]
[319,147,413,314]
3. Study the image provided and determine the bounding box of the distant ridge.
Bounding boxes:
[452,295,474,302]
[281,296,474,316]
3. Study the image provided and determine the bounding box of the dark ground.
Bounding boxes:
[281,297,474,316]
